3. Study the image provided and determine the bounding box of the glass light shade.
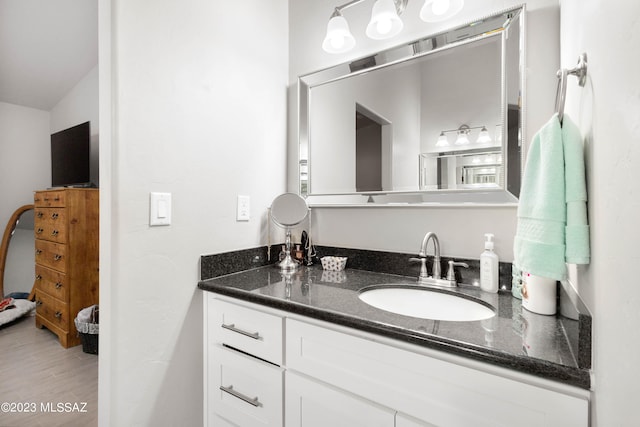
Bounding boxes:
[455,131,470,145]
[476,126,492,144]
[322,15,356,53]
[366,0,404,40]
[435,132,449,147]
[420,0,464,23]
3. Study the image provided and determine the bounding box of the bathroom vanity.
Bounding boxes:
[199,264,591,427]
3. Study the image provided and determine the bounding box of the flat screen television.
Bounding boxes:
[51,121,92,188]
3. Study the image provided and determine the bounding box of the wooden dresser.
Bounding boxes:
[33,188,99,348]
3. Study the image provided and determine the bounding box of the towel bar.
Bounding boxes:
[555,53,588,124]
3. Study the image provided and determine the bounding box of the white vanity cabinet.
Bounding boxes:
[204,294,589,427]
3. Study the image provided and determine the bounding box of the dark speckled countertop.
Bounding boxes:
[199,263,591,390]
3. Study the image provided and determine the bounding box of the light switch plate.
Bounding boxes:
[150,192,172,226]
[237,195,250,221]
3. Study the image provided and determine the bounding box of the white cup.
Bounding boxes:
[521,273,557,315]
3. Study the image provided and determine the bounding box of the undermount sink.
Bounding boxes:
[358,285,495,322]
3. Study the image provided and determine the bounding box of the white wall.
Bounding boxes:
[0,102,50,229]
[101,0,288,425]
[289,0,560,261]
[560,0,640,424]
[50,65,100,186]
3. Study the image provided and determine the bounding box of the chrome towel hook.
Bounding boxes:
[555,53,588,123]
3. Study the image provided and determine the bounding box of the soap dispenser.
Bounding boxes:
[480,233,499,293]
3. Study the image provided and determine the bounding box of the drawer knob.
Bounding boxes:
[51,230,59,236]
[54,311,62,319]
[35,274,42,280]
[221,323,261,340]
[55,282,63,289]
[36,300,43,306]
[35,249,42,255]
[36,228,43,234]
[54,254,63,261]
[54,197,60,201]
[36,211,44,218]
[219,385,262,407]
[51,213,59,219]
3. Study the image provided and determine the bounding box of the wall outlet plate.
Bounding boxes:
[237,195,250,221]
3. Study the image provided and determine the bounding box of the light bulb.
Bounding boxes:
[366,0,403,40]
[431,0,450,16]
[322,14,356,54]
[376,18,393,35]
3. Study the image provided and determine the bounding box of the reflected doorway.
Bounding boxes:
[355,103,391,192]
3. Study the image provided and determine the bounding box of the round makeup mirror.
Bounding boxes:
[270,193,309,271]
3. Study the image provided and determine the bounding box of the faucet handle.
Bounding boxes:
[409,257,429,279]
[446,260,469,281]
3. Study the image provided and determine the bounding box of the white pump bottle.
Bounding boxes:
[480,233,499,293]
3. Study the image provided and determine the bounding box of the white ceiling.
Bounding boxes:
[0,0,98,111]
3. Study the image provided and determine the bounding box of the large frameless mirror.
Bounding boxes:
[299,5,525,205]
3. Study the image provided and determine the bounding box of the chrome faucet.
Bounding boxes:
[419,232,441,279]
[410,232,467,288]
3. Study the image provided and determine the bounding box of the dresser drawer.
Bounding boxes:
[209,297,283,365]
[209,345,283,427]
[34,208,67,243]
[34,190,66,207]
[36,291,69,332]
[35,240,67,272]
[35,265,68,302]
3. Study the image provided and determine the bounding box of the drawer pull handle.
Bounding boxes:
[36,228,43,234]
[37,211,44,218]
[54,254,63,261]
[54,197,60,201]
[55,311,62,319]
[221,323,261,340]
[55,282,63,289]
[51,213,59,219]
[51,230,59,236]
[219,385,262,407]
[36,300,43,307]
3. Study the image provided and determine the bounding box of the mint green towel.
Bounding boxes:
[514,113,590,280]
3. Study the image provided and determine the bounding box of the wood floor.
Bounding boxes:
[0,310,98,427]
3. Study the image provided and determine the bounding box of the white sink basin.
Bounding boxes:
[358,286,495,321]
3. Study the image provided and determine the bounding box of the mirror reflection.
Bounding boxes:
[1,205,35,298]
[299,6,524,204]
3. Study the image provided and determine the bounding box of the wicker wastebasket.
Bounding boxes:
[74,305,99,354]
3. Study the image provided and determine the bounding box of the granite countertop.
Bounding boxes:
[198,264,591,389]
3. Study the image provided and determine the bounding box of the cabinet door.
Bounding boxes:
[286,371,395,427]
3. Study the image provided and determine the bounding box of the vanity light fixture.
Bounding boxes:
[476,126,492,144]
[322,0,463,53]
[436,124,494,148]
[454,125,471,146]
[323,10,357,53]
[435,131,449,147]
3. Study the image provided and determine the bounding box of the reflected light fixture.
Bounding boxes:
[476,126,492,144]
[435,131,449,147]
[323,10,357,53]
[420,0,464,23]
[323,0,463,54]
[454,125,470,146]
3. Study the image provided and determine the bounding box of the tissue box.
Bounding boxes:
[320,256,347,271]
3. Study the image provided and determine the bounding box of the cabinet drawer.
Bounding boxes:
[209,297,283,365]
[36,291,69,331]
[210,345,283,427]
[34,191,66,207]
[35,240,67,273]
[35,265,68,302]
[34,208,67,243]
